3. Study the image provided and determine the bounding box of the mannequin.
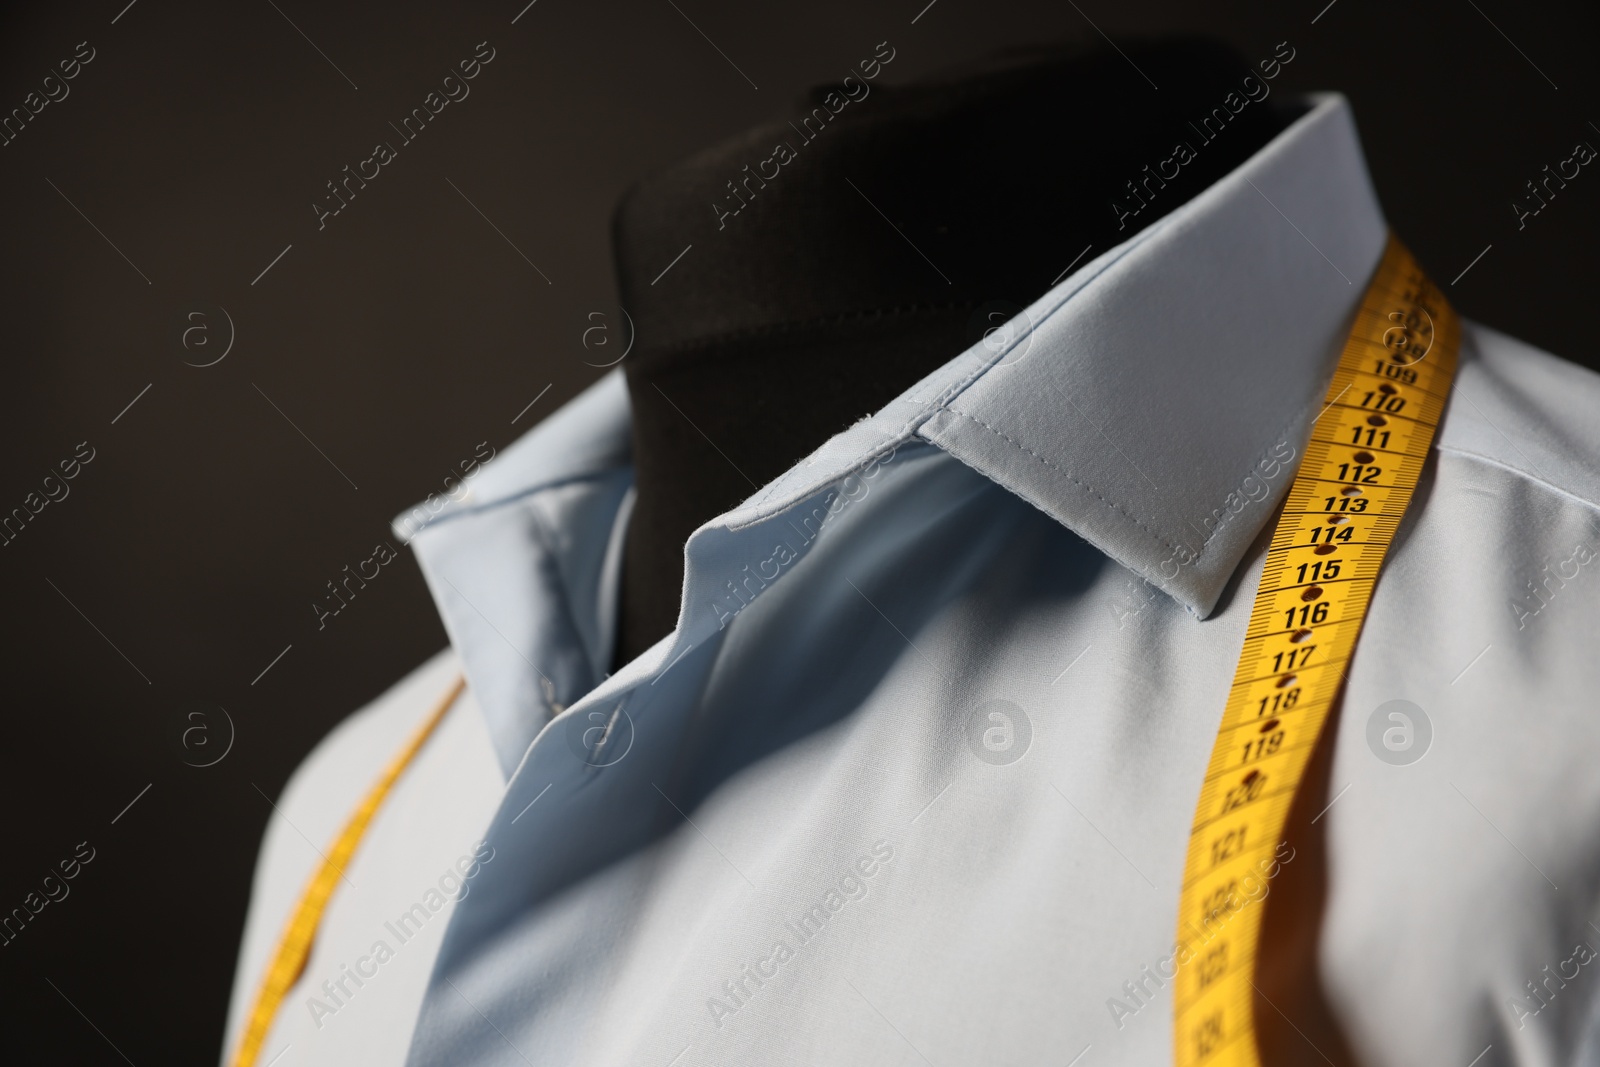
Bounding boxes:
[612,38,1295,666]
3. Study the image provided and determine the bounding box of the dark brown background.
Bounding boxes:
[0,0,1594,1062]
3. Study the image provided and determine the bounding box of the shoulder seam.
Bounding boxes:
[1436,443,1600,516]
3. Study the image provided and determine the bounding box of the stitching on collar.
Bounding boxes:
[938,407,1180,555]
[1174,389,1323,568]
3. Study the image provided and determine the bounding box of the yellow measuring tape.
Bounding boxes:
[229,674,466,1067]
[1172,236,1458,1066]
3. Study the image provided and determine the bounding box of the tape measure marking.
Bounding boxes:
[1171,236,1459,1066]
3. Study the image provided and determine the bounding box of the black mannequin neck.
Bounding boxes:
[611,38,1294,667]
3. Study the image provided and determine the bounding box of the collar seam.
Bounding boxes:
[740,181,1175,522]
[1177,388,1326,566]
[734,428,917,530]
[1435,444,1600,516]
[935,345,1330,605]
[937,405,1180,556]
[399,468,629,541]
[920,214,1172,415]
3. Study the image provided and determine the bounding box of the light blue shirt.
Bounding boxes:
[224,94,1600,1067]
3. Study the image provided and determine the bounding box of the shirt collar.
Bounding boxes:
[398,93,1386,772]
[733,92,1386,617]
[917,93,1387,615]
[393,373,634,778]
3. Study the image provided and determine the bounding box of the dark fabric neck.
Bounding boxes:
[612,38,1294,666]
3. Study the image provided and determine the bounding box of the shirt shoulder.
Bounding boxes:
[220,648,489,1065]
[1438,322,1600,513]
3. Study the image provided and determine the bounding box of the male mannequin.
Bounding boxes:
[227,35,1600,1067]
